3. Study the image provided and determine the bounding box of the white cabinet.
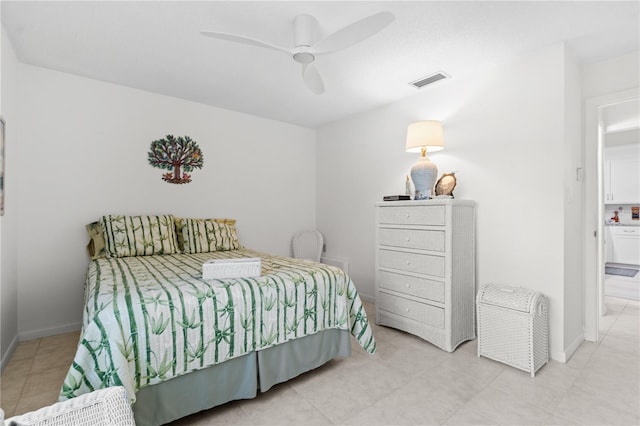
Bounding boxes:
[605,158,640,204]
[375,200,475,352]
[605,226,614,263]
[608,226,640,265]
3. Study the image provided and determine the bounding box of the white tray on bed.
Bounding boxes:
[203,257,261,279]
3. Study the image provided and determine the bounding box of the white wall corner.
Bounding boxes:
[320,255,349,275]
[1,24,20,364]
[358,293,376,305]
[0,334,18,374]
[562,43,586,355]
[559,334,585,363]
[18,322,82,343]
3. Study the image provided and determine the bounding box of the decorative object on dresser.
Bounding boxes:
[405,120,444,200]
[375,199,475,352]
[435,172,457,197]
[476,283,549,377]
[383,195,410,201]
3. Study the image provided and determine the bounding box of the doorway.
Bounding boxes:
[602,102,640,301]
[584,88,640,343]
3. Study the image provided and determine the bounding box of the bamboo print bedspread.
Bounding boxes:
[60,248,376,402]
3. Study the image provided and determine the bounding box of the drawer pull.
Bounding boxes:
[406,284,411,289]
[405,260,411,265]
[405,308,410,313]
[405,236,411,242]
[405,213,410,218]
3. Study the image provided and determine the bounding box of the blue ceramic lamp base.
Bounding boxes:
[410,156,438,200]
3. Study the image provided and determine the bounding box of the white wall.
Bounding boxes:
[1,25,20,370]
[563,49,584,357]
[317,43,576,360]
[582,51,640,99]
[13,64,316,340]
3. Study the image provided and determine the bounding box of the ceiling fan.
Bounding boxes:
[201,12,395,95]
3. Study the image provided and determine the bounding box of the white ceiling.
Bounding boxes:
[2,1,639,129]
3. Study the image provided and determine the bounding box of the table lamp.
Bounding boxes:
[405,120,444,200]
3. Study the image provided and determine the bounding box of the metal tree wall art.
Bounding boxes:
[148,135,204,184]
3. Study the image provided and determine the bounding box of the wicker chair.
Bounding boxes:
[292,229,323,262]
[4,386,136,426]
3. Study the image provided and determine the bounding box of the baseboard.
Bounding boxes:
[0,334,18,373]
[359,293,375,305]
[561,334,585,363]
[320,256,349,275]
[19,321,82,342]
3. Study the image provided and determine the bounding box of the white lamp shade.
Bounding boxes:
[405,120,444,153]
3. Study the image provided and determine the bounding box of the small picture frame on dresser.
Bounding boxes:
[435,172,456,197]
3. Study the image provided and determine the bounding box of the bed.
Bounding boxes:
[60,215,376,425]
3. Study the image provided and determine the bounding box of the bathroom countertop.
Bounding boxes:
[605,222,640,227]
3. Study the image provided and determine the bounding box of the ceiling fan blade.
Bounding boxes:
[312,11,395,54]
[302,63,325,95]
[200,30,291,55]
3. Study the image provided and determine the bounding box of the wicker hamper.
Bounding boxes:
[476,283,549,377]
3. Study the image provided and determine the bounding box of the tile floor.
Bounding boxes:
[605,263,640,301]
[1,298,638,425]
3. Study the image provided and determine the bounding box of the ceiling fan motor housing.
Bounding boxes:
[293,14,318,47]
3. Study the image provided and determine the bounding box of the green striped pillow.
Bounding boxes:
[101,215,179,258]
[181,218,240,253]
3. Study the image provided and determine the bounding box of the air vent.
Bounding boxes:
[409,72,450,89]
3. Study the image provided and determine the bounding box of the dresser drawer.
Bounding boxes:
[378,271,445,303]
[378,206,445,226]
[378,291,444,328]
[378,228,445,251]
[378,249,445,277]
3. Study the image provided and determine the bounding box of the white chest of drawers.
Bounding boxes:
[375,200,476,352]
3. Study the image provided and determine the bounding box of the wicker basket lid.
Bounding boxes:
[478,283,538,313]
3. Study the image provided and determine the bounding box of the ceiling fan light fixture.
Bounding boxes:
[293,51,315,64]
